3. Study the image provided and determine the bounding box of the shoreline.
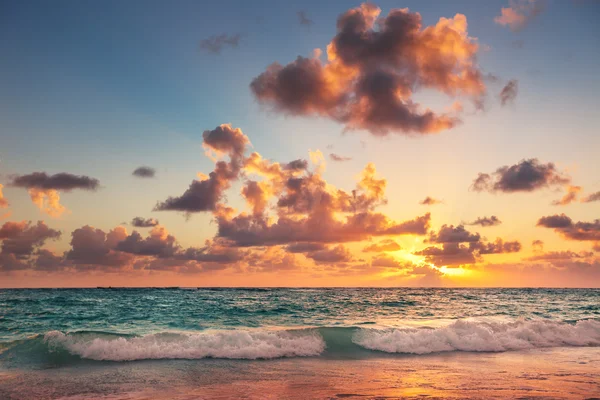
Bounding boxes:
[1,347,598,399]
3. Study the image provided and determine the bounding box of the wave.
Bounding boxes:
[42,329,325,361]
[1,319,599,364]
[353,319,600,354]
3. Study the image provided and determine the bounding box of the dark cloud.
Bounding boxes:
[9,172,100,191]
[155,124,250,214]
[537,214,600,241]
[131,217,159,227]
[466,216,502,227]
[284,159,309,171]
[500,79,518,106]
[471,159,570,193]
[419,196,442,206]
[199,33,241,54]
[471,239,521,254]
[286,242,327,253]
[66,226,132,268]
[306,244,353,263]
[416,238,521,266]
[581,191,600,203]
[362,239,401,252]
[532,239,544,251]
[0,221,61,271]
[251,4,485,136]
[217,211,431,247]
[416,243,477,266]
[116,226,179,257]
[526,250,594,261]
[132,167,156,178]
[427,224,481,243]
[329,153,352,162]
[297,11,313,27]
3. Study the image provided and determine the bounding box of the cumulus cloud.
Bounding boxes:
[306,244,354,263]
[155,124,250,214]
[0,221,61,271]
[495,0,545,32]
[551,185,582,206]
[471,159,570,193]
[132,167,156,178]
[199,33,241,54]
[0,184,8,208]
[297,11,313,27]
[466,216,502,227]
[427,224,480,243]
[416,238,521,266]
[499,79,518,106]
[419,196,443,206]
[131,217,159,227]
[581,191,600,203]
[329,153,352,162]
[537,214,600,241]
[362,239,401,252]
[251,3,485,136]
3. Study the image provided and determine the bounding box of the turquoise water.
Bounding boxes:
[1,288,599,368]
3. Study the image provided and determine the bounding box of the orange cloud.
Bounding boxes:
[0,184,8,209]
[495,0,545,32]
[251,3,485,135]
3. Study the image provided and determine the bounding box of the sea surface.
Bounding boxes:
[1,288,599,399]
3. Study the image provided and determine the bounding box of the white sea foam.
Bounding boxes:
[44,329,325,361]
[352,319,600,354]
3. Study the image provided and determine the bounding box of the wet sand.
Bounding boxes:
[1,347,599,399]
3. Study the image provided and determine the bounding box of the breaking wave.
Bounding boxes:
[2,319,599,364]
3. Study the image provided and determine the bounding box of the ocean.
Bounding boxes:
[1,288,599,399]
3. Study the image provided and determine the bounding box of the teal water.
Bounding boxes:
[1,288,599,368]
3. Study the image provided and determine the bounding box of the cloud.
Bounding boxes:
[9,172,100,191]
[132,167,156,178]
[532,239,544,251]
[251,3,485,136]
[551,185,582,206]
[297,11,313,27]
[581,191,600,203]
[329,153,352,162]
[499,79,518,106]
[285,243,327,253]
[0,184,8,208]
[199,33,241,54]
[27,188,66,217]
[427,224,480,243]
[155,124,250,213]
[9,172,100,217]
[495,0,545,32]
[0,221,61,271]
[526,250,593,261]
[66,225,132,268]
[419,196,443,206]
[537,214,600,241]
[466,216,502,227]
[131,217,159,227]
[416,238,521,266]
[362,239,401,252]
[471,159,570,193]
[217,211,431,247]
[306,244,354,263]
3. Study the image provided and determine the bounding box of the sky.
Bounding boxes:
[0,0,599,287]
